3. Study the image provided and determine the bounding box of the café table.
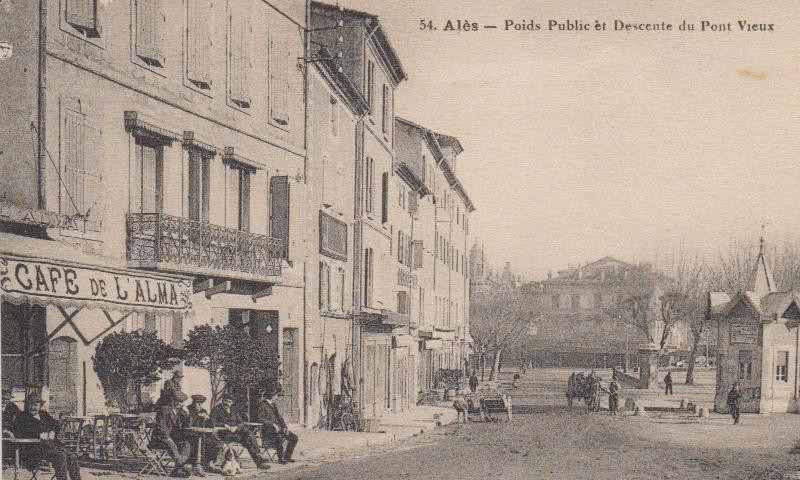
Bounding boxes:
[3,438,42,480]
[181,427,225,466]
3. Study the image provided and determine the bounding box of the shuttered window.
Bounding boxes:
[412,240,423,269]
[238,169,250,232]
[228,14,251,107]
[187,150,210,223]
[66,0,99,35]
[381,84,390,134]
[319,262,330,310]
[270,176,290,259]
[365,157,374,214]
[269,31,289,125]
[381,172,388,224]
[186,0,212,88]
[397,291,408,314]
[366,61,375,111]
[62,107,102,231]
[134,137,163,215]
[363,248,374,307]
[135,0,165,66]
[397,231,404,264]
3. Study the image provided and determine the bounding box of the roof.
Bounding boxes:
[708,292,731,315]
[314,46,369,116]
[434,133,464,156]
[311,2,407,85]
[760,291,800,318]
[747,239,776,296]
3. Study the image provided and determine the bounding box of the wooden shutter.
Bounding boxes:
[382,85,388,133]
[135,0,165,65]
[83,120,103,231]
[239,170,250,232]
[408,192,418,215]
[412,240,422,269]
[270,176,290,259]
[381,172,388,223]
[269,32,289,125]
[62,109,85,217]
[188,150,201,221]
[187,0,211,86]
[66,0,96,31]
[229,15,250,106]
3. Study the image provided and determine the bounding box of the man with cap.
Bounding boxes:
[151,390,195,477]
[2,385,21,437]
[157,371,184,407]
[13,394,82,480]
[210,396,269,469]
[255,388,298,464]
[187,395,210,427]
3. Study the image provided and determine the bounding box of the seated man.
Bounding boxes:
[13,394,81,480]
[150,391,196,477]
[186,395,210,428]
[2,386,21,437]
[210,396,269,469]
[256,389,298,464]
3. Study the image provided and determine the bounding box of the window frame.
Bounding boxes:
[776,351,789,382]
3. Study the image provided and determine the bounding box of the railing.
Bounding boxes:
[127,213,282,280]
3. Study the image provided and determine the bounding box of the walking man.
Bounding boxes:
[727,383,742,425]
[608,378,620,415]
[469,372,478,394]
[664,371,673,395]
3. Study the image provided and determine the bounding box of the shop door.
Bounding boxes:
[48,337,78,417]
[363,343,376,418]
[375,344,389,413]
[278,328,300,423]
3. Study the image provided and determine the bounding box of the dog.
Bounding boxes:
[220,445,243,476]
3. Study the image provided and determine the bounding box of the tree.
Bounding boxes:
[182,323,280,410]
[470,285,538,381]
[92,330,180,412]
[605,266,665,350]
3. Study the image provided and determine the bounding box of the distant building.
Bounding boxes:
[708,239,800,414]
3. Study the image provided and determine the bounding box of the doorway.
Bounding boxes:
[48,336,78,417]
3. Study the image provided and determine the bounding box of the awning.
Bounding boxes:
[1,232,193,316]
[392,334,414,349]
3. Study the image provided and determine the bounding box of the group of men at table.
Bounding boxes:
[150,370,299,476]
[1,370,298,479]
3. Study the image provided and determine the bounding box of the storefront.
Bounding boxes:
[1,231,193,416]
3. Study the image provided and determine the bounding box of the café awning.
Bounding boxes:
[1,232,193,317]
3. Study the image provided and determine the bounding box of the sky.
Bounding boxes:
[341,0,800,280]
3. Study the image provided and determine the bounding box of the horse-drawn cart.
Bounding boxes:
[566,372,604,413]
[465,390,512,422]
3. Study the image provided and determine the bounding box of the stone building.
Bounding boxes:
[1,0,307,422]
[709,240,800,414]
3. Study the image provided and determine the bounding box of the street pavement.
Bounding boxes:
[262,368,800,480]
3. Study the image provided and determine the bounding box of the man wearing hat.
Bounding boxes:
[13,394,82,480]
[255,388,298,464]
[2,385,21,437]
[156,370,185,407]
[151,390,195,476]
[187,394,210,427]
[210,396,269,469]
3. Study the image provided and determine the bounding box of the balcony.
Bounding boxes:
[127,213,282,282]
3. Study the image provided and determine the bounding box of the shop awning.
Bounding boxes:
[1,232,193,316]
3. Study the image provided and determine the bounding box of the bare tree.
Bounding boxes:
[470,285,537,381]
[605,266,665,349]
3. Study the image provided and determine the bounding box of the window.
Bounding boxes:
[412,240,423,269]
[551,295,560,309]
[337,268,345,311]
[419,288,425,324]
[381,84,390,133]
[187,149,210,222]
[186,0,212,89]
[319,262,330,310]
[66,0,100,37]
[776,351,789,382]
[62,104,102,231]
[365,157,374,214]
[397,291,408,314]
[421,156,426,183]
[397,231,404,264]
[381,172,389,223]
[738,350,752,380]
[329,96,339,136]
[571,295,581,310]
[269,31,289,125]
[270,176,290,259]
[320,211,347,261]
[133,136,164,214]
[363,248,374,307]
[227,166,250,231]
[135,0,165,67]
[228,13,251,108]
[366,60,375,111]
[594,293,603,308]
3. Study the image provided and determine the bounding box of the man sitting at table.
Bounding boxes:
[256,388,298,464]
[151,391,195,477]
[13,394,82,480]
[209,396,270,469]
[187,395,210,427]
[2,385,21,437]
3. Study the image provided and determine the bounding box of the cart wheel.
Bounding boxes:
[341,413,357,432]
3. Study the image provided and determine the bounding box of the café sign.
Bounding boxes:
[1,255,192,312]
[730,323,758,344]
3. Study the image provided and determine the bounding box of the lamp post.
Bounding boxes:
[623,316,629,373]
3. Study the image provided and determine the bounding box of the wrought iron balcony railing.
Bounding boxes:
[127,213,282,281]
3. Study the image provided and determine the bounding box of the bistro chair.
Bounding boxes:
[137,445,172,478]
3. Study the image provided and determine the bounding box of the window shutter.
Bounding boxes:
[229,14,250,106]
[135,0,164,65]
[66,0,96,31]
[408,192,418,215]
[242,19,251,104]
[187,0,211,86]
[269,32,289,125]
[412,240,423,269]
[84,121,103,231]
[270,176,290,259]
[239,170,250,232]
[381,172,388,223]
[62,109,85,217]
[382,85,388,133]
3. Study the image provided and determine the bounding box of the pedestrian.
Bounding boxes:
[664,371,673,395]
[13,394,82,480]
[608,378,620,416]
[727,383,742,425]
[512,372,521,388]
[256,388,298,464]
[469,372,478,394]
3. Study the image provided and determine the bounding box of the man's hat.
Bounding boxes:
[173,391,189,403]
[191,394,206,403]
[24,393,45,405]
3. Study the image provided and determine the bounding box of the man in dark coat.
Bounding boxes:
[13,395,81,480]
[469,372,478,394]
[608,378,620,415]
[186,395,210,427]
[156,371,184,407]
[210,396,269,469]
[727,384,742,425]
[256,390,298,464]
[664,372,673,395]
[2,386,21,437]
[150,391,194,476]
